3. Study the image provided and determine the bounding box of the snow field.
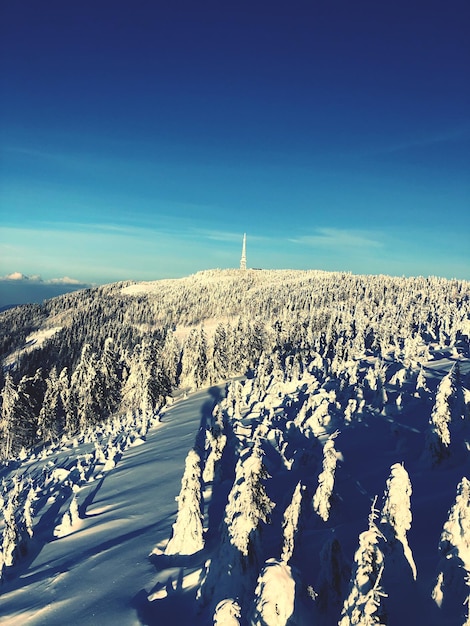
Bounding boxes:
[0,387,225,625]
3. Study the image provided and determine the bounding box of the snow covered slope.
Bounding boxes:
[0,387,224,625]
[1,352,469,625]
[0,268,469,625]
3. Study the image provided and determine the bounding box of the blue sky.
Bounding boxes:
[1,0,469,287]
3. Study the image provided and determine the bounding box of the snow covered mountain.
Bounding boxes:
[0,268,469,624]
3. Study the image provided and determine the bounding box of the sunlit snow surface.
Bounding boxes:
[1,354,470,625]
[0,387,224,625]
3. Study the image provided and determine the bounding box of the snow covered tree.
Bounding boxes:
[313,432,339,522]
[380,463,416,580]
[425,364,466,465]
[1,477,25,568]
[198,443,274,611]
[212,323,230,382]
[179,328,209,389]
[99,337,122,416]
[415,366,429,397]
[194,327,209,388]
[141,340,171,414]
[38,366,66,443]
[339,499,387,626]
[15,369,45,449]
[122,341,170,416]
[246,320,267,366]
[251,559,296,626]
[54,493,80,538]
[164,448,204,555]
[432,477,470,623]
[23,484,37,538]
[224,443,274,559]
[232,317,250,374]
[0,373,19,460]
[58,367,73,433]
[161,330,181,387]
[69,344,105,432]
[281,481,303,563]
[2,497,21,567]
[203,428,227,484]
[0,370,44,458]
[213,599,242,625]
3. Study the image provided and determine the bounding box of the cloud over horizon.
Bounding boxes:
[0,272,91,309]
[2,272,85,285]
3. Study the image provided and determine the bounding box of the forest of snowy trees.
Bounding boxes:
[0,268,469,624]
[1,269,468,462]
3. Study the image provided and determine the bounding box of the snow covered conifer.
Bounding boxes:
[0,371,44,458]
[212,323,230,383]
[339,499,387,626]
[194,327,209,388]
[100,337,122,416]
[180,328,209,389]
[69,344,105,431]
[161,331,181,387]
[213,598,242,625]
[425,365,465,465]
[198,442,275,610]
[122,341,170,417]
[313,432,339,522]
[415,366,429,397]
[38,366,66,443]
[0,373,19,460]
[54,493,80,538]
[251,559,296,626]
[2,499,20,567]
[203,428,227,484]
[15,370,45,451]
[380,463,416,580]
[164,448,204,555]
[224,443,274,558]
[1,479,24,568]
[432,477,470,621]
[281,481,303,563]
[23,484,37,538]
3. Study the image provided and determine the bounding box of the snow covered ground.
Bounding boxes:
[0,386,225,625]
[1,351,469,625]
[3,327,62,370]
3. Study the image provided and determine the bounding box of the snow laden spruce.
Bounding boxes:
[162,448,204,556]
[433,477,470,624]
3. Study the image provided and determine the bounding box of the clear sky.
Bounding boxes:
[1,0,469,286]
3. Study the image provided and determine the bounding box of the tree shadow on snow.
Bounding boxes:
[140,550,207,626]
[132,586,199,626]
[194,385,226,452]
[78,475,106,518]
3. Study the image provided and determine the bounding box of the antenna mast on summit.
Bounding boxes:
[240,233,247,270]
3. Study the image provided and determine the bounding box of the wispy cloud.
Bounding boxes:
[366,125,470,158]
[193,228,270,244]
[290,228,383,249]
